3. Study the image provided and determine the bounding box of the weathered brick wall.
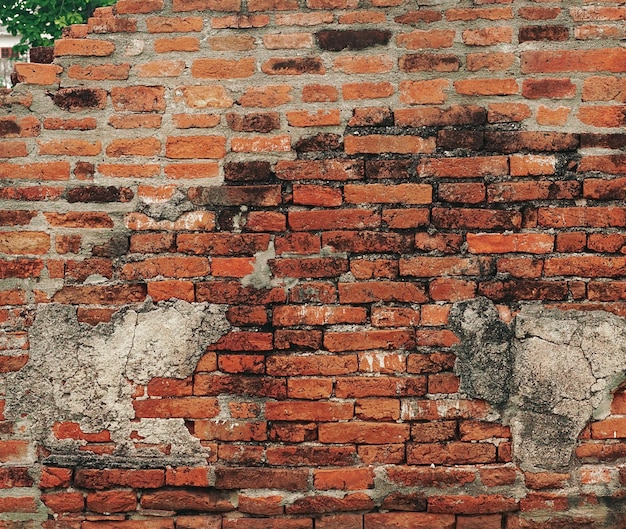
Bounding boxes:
[2,0,626,527]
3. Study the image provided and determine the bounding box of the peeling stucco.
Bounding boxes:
[451,298,626,471]
[5,301,230,458]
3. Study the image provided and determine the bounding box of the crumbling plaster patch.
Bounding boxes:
[450,298,626,471]
[5,301,230,459]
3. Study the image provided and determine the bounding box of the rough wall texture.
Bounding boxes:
[2,0,626,527]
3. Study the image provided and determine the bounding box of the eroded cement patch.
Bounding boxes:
[6,301,230,458]
[451,298,626,471]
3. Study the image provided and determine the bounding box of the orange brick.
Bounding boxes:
[231,135,291,152]
[455,78,519,96]
[106,138,160,157]
[467,52,515,71]
[239,85,293,107]
[116,0,163,13]
[463,26,513,46]
[302,84,338,102]
[211,14,269,28]
[146,16,203,32]
[397,29,455,49]
[344,183,432,204]
[136,60,186,77]
[314,468,374,491]
[522,48,626,73]
[38,139,101,156]
[166,136,226,158]
[68,63,130,80]
[400,79,450,104]
[13,63,63,85]
[192,58,255,78]
[345,135,435,154]
[466,233,554,254]
[334,54,394,74]
[286,109,340,127]
[263,32,313,49]
[175,85,234,109]
[343,82,394,100]
[54,38,115,56]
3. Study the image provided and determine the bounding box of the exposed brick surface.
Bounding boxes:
[1,2,626,526]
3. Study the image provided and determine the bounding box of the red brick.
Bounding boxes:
[356,398,400,420]
[438,183,485,204]
[365,513,455,529]
[467,233,553,254]
[193,420,267,441]
[463,26,512,45]
[215,467,308,491]
[164,467,209,488]
[324,329,414,352]
[194,374,286,398]
[522,78,577,99]
[467,52,515,71]
[345,183,431,204]
[266,401,352,422]
[13,63,63,85]
[140,489,235,512]
[0,232,49,255]
[400,79,450,104]
[115,0,162,12]
[165,136,226,159]
[287,109,340,127]
[339,281,428,304]
[239,85,292,107]
[345,135,435,154]
[302,84,338,102]
[111,86,165,112]
[262,57,325,75]
[192,58,255,79]
[314,468,374,491]
[54,38,115,56]
[146,15,203,32]
[371,307,420,328]
[238,495,284,516]
[455,78,519,96]
[335,376,426,398]
[87,490,137,513]
[53,421,111,442]
[0,496,37,513]
[488,103,531,123]
[407,442,496,465]
[522,48,626,73]
[147,376,193,397]
[133,397,219,419]
[350,259,397,279]
[68,63,130,80]
[83,521,174,529]
[419,156,508,178]
[40,467,72,489]
[267,354,356,376]
[456,515,502,529]
[0,161,70,181]
[287,378,333,400]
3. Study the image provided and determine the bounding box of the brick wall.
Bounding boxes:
[2,0,626,527]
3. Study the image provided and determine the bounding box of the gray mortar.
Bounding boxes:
[5,301,230,459]
[241,240,276,289]
[137,188,194,222]
[450,298,626,472]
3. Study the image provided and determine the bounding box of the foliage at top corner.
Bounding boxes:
[0,0,116,53]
